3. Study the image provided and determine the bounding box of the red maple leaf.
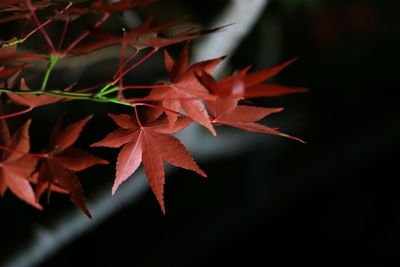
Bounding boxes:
[199,58,308,100]
[0,52,45,64]
[6,78,64,108]
[0,64,27,78]
[147,42,224,135]
[0,45,29,79]
[0,42,45,63]
[0,118,42,210]
[91,111,206,214]
[36,115,108,218]
[71,17,224,54]
[197,67,305,142]
[0,43,17,59]
[241,58,308,98]
[214,104,304,142]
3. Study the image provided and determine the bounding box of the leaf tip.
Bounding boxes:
[89,142,98,147]
[111,183,119,196]
[279,133,306,144]
[288,57,298,64]
[100,159,110,165]
[199,170,207,178]
[86,212,93,219]
[206,125,217,137]
[80,205,92,219]
[34,202,44,211]
[84,114,94,121]
[160,204,166,215]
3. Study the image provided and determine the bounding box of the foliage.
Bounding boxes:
[0,0,306,216]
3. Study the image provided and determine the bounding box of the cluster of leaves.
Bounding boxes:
[0,0,306,216]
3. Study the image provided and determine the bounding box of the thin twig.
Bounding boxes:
[62,13,110,57]
[24,0,56,54]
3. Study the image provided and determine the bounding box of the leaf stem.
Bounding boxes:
[0,88,90,97]
[0,106,33,119]
[1,39,22,48]
[41,55,59,90]
[125,96,202,103]
[25,0,56,54]
[104,98,132,106]
[111,48,158,86]
[1,2,72,48]
[133,105,143,128]
[95,86,120,97]
[0,145,48,158]
[133,102,192,120]
[118,41,128,90]
[120,83,171,91]
[113,47,139,79]
[57,19,70,52]
[1,87,133,107]
[62,13,110,57]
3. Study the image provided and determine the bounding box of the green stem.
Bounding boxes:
[95,86,120,97]
[49,91,93,97]
[0,87,132,107]
[41,55,59,90]
[1,39,22,47]
[98,83,113,94]
[0,88,90,98]
[106,98,132,106]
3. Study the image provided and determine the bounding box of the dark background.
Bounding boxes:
[1,0,399,266]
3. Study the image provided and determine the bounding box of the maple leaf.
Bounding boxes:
[6,78,64,108]
[0,47,26,79]
[91,111,206,214]
[0,64,27,78]
[241,58,308,98]
[197,69,305,142]
[148,41,224,135]
[0,51,45,64]
[71,17,224,54]
[0,40,45,62]
[36,115,108,217]
[129,25,228,51]
[197,71,245,118]
[0,44,43,80]
[0,117,42,210]
[69,17,173,54]
[0,44,17,59]
[213,104,304,142]
[199,58,308,100]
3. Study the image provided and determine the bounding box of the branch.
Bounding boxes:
[0,1,270,266]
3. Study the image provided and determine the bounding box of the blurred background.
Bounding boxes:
[1,0,399,266]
